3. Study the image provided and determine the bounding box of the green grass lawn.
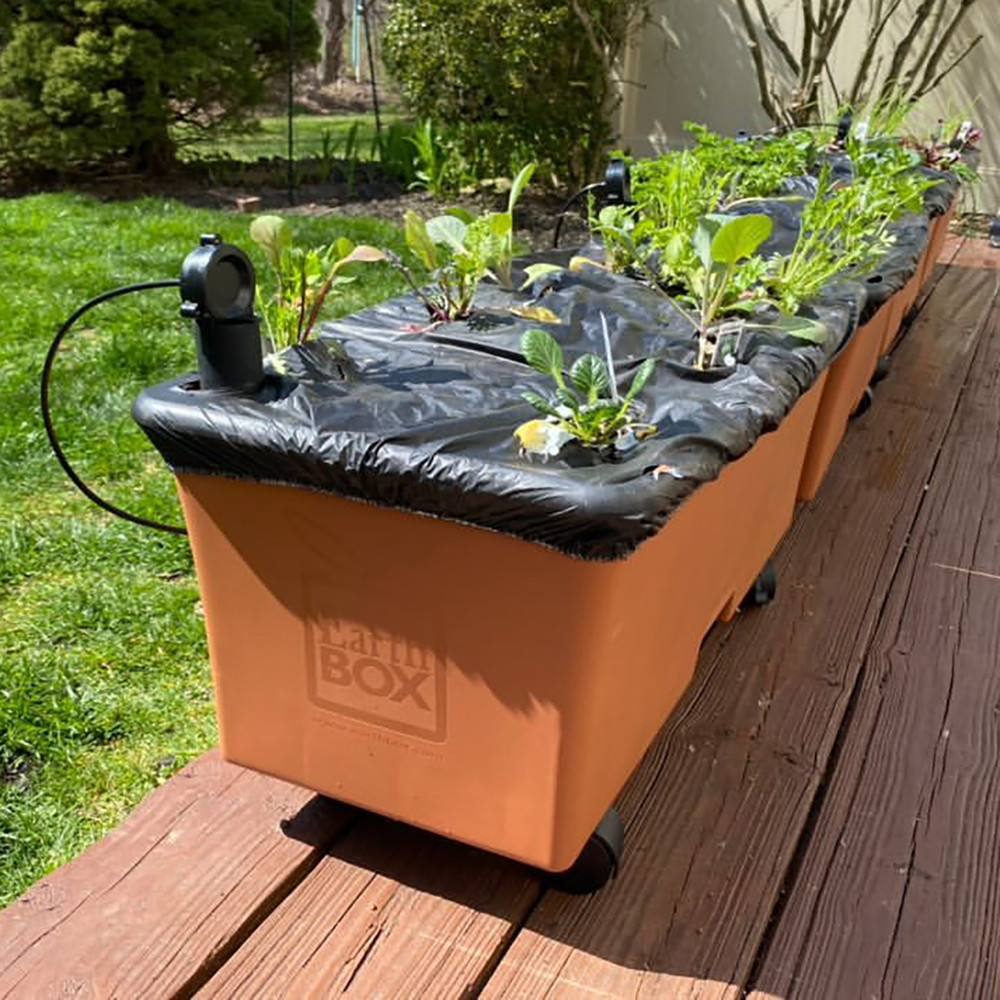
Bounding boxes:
[174,112,406,163]
[0,192,408,907]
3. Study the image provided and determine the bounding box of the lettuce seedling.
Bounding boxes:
[677,213,826,369]
[515,322,656,459]
[250,215,385,350]
[386,163,536,323]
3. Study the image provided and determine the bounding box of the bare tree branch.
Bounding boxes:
[849,0,906,104]
[800,0,817,87]
[914,0,983,96]
[879,0,938,102]
[753,0,800,73]
[734,0,782,123]
[735,0,982,129]
[904,0,949,94]
[915,30,983,98]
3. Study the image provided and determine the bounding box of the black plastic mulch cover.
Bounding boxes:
[133,177,957,562]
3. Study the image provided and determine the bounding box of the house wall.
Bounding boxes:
[620,1,999,209]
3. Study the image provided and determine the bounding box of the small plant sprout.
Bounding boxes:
[677,212,828,369]
[249,215,386,351]
[515,317,657,459]
[683,213,772,368]
[386,164,536,323]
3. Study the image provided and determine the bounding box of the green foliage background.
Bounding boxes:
[382,0,648,186]
[0,0,319,177]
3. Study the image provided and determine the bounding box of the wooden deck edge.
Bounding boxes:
[0,750,358,998]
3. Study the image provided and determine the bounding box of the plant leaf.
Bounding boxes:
[340,244,388,264]
[426,214,468,253]
[521,328,564,379]
[570,354,610,401]
[404,211,437,270]
[249,215,291,270]
[555,386,581,411]
[508,162,536,213]
[710,214,773,267]
[511,304,560,323]
[663,232,687,268]
[332,236,355,260]
[446,207,476,224]
[569,255,608,272]
[755,315,828,344]
[693,215,725,272]
[520,390,561,418]
[487,212,513,239]
[624,358,656,402]
[519,262,564,290]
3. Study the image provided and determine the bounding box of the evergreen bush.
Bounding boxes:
[0,1,318,177]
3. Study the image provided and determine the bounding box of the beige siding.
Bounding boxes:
[622,1,999,208]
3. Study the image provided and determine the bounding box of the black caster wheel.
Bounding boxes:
[548,808,624,895]
[851,386,873,419]
[871,356,890,384]
[741,560,777,610]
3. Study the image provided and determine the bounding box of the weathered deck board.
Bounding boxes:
[480,257,999,996]
[750,272,1000,998]
[0,751,354,998]
[197,817,539,998]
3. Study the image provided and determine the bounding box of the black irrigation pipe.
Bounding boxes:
[41,280,188,536]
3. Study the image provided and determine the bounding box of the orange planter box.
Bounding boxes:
[175,378,825,873]
[716,373,827,619]
[919,204,956,289]
[881,205,954,356]
[798,307,889,502]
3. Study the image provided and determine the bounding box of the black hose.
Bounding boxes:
[553,181,606,249]
[41,279,188,536]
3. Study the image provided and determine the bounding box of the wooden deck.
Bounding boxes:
[2,237,999,999]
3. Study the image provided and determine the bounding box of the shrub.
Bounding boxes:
[0,1,319,178]
[382,0,649,188]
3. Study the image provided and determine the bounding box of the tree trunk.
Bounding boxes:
[316,0,347,84]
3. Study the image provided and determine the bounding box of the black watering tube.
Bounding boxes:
[552,158,633,249]
[41,234,265,535]
[41,279,188,535]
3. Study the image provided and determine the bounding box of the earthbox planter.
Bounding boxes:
[919,204,956,290]
[133,235,839,887]
[879,204,953,357]
[171,371,826,876]
[798,305,889,501]
[715,372,827,618]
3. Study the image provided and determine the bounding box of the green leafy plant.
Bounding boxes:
[764,164,933,313]
[0,0,319,177]
[515,323,656,458]
[673,213,827,369]
[408,118,455,197]
[376,120,420,187]
[493,163,535,289]
[680,214,773,368]
[685,122,820,201]
[249,215,386,351]
[588,204,656,277]
[387,165,535,321]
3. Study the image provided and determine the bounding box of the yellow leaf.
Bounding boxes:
[514,419,572,458]
[510,304,560,324]
[569,255,609,273]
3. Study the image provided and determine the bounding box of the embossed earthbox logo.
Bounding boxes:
[305,581,447,742]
